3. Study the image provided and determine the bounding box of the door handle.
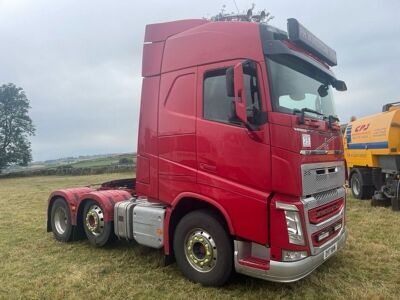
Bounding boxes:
[199,163,217,172]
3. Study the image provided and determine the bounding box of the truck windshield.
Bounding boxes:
[266,55,337,119]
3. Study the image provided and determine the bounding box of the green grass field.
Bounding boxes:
[1,174,399,299]
[69,154,135,169]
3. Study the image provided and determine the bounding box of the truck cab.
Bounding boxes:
[47,17,348,286]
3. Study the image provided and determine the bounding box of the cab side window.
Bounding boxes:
[203,66,262,126]
[203,69,240,125]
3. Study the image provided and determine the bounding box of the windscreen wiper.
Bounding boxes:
[293,108,323,124]
[324,115,340,128]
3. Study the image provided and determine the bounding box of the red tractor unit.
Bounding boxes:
[47,15,348,286]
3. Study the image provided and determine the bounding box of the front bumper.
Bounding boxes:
[234,229,347,283]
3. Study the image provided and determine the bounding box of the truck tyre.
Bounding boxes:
[173,210,232,286]
[50,198,73,242]
[350,171,374,200]
[83,200,115,247]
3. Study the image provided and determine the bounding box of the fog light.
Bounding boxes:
[334,223,342,231]
[317,231,330,242]
[282,250,308,262]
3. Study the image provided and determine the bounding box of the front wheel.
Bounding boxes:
[83,200,115,247]
[173,210,232,286]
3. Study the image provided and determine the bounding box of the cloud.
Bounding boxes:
[0,0,399,161]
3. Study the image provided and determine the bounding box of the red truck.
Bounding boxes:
[47,16,348,286]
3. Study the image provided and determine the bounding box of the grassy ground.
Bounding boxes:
[0,174,399,299]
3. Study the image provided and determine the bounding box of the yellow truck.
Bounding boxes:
[344,102,400,210]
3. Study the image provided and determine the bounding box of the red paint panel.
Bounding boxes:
[142,42,164,77]
[162,22,264,73]
[158,176,198,205]
[268,111,344,165]
[136,155,150,184]
[198,184,268,244]
[158,135,197,170]
[271,147,302,196]
[144,19,208,43]
[136,76,160,199]
[269,194,310,261]
[159,71,196,135]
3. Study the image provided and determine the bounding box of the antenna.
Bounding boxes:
[209,4,273,23]
[232,0,240,14]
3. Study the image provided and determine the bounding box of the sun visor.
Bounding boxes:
[287,18,337,66]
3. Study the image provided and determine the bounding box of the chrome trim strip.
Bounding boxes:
[276,202,299,211]
[294,127,310,133]
[300,149,343,155]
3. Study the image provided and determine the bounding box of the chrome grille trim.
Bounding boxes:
[301,187,346,256]
[301,161,345,196]
[302,187,346,210]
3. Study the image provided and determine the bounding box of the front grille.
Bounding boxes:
[301,186,346,255]
[308,198,344,224]
[301,161,345,196]
[302,186,346,210]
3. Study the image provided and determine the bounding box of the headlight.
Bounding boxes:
[284,210,305,245]
[276,201,306,246]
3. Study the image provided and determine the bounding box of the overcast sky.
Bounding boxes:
[0,0,399,161]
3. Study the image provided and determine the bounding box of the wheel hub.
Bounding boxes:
[184,229,217,272]
[85,205,104,236]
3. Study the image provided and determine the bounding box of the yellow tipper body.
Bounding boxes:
[344,106,400,168]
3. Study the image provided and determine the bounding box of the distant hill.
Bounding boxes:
[2,153,136,176]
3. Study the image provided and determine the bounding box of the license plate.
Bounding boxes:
[323,243,337,260]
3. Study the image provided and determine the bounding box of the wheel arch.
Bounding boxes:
[165,193,235,256]
[349,166,373,187]
[47,187,95,231]
[76,190,131,223]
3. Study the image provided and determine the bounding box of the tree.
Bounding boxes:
[0,83,35,172]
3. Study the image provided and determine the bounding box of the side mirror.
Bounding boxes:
[226,67,234,97]
[333,80,347,91]
[233,62,248,123]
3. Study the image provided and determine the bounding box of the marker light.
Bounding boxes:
[317,231,330,242]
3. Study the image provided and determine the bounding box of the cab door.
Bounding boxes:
[196,60,271,244]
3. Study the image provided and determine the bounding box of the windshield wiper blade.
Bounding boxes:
[293,108,323,124]
[323,114,340,128]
